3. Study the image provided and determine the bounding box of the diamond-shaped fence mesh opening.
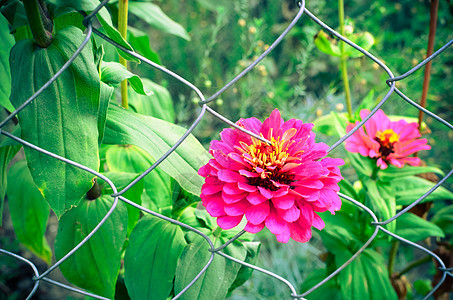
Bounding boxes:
[1,0,452,299]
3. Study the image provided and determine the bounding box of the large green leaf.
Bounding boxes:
[105,144,173,216]
[395,213,444,242]
[128,26,161,64]
[124,215,187,300]
[0,145,20,225]
[301,269,341,300]
[227,241,261,295]
[104,104,210,196]
[431,205,453,236]
[55,195,128,298]
[9,26,101,218]
[128,78,175,123]
[364,179,396,232]
[0,15,15,111]
[128,2,190,41]
[100,61,149,95]
[337,249,397,300]
[393,176,453,205]
[174,233,246,300]
[378,165,444,182]
[7,160,51,264]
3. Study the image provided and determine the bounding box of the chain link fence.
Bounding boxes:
[1,0,452,299]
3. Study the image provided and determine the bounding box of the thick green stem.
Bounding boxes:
[118,0,129,109]
[339,0,352,118]
[371,164,380,180]
[23,0,52,47]
[388,240,399,276]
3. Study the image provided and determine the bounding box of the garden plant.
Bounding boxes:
[0,0,452,299]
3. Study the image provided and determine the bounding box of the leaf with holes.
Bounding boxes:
[7,160,52,264]
[128,2,190,41]
[174,233,246,300]
[55,195,127,298]
[104,104,210,196]
[124,215,187,300]
[100,61,149,95]
[396,213,444,242]
[9,26,100,218]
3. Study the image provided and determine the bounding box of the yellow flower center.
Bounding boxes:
[375,129,400,147]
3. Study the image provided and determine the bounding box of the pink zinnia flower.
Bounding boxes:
[198,109,344,243]
[345,109,431,169]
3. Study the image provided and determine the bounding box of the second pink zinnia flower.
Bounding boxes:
[345,109,431,169]
[198,109,344,243]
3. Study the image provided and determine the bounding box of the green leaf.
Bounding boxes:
[100,61,149,95]
[124,215,187,300]
[55,195,128,298]
[0,15,15,112]
[9,26,101,218]
[301,269,341,300]
[431,205,453,236]
[348,152,375,179]
[174,233,246,300]
[337,249,397,300]
[364,178,396,232]
[393,176,453,205]
[378,165,444,182]
[0,145,20,225]
[344,32,375,58]
[128,2,190,41]
[313,112,347,137]
[227,241,261,295]
[128,78,175,123]
[314,30,341,57]
[0,0,28,33]
[99,82,114,144]
[98,171,144,236]
[105,144,173,216]
[7,160,52,264]
[128,26,160,64]
[395,213,444,242]
[104,104,210,196]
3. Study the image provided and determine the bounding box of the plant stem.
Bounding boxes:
[118,0,129,109]
[398,255,432,277]
[388,240,399,276]
[338,0,352,118]
[371,164,380,180]
[418,0,439,131]
[23,0,52,47]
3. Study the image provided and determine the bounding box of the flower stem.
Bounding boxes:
[212,226,223,238]
[371,164,380,180]
[23,0,53,48]
[338,0,352,118]
[388,240,399,276]
[118,0,129,109]
[397,255,431,277]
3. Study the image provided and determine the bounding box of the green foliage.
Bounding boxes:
[7,160,52,264]
[9,26,100,218]
[124,215,187,300]
[55,195,128,298]
[104,104,210,196]
[0,16,15,112]
[395,213,444,242]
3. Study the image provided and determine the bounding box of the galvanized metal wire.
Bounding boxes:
[1,0,452,299]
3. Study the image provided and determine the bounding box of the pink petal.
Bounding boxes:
[258,186,273,199]
[222,191,246,204]
[238,182,257,192]
[223,183,244,195]
[298,203,314,227]
[217,169,246,183]
[275,228,291,243]
[202,184,223,195]
[224,200,250,216]
[278,206,300,222]
[289,222,312,243]
[246,192,268,205]
[239,169,260,177]
[245,201,270,224]
[244,222,265,233]
[265,213,287,235]
[312,213,325,230]
[271,195,295,210]
[205,198,225,217]
[217,215,243,229]
[260,109,283,139]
